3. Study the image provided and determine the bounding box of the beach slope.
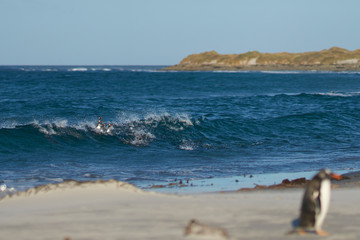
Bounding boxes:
[0,180,360,240]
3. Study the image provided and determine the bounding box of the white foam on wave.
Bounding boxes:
[113,111,196,146]
[0,120,19,129]
[117,111,194,126]
[44,178,64,183]
[261,91,360,98]
[68,67,88,72]
[179,140,196,151]
[53,119,68,128]
[260,71,301,74]
[41,68,58,72]
[0,184,16,198]
[213,70,250,73]
[1,118,110,136]
[129,129,155,146]
[88,68,112,71]
[38,125,57,135]
[37,119,68,135]
[121,113,141,125]
[144,112,194,126]
[316,91,360,97]
[21,111,196,141]
[175,113,194,126]
[179,145,194,151]
[23,68,37,72]
[74,120,95,131]
[129,69,159,73]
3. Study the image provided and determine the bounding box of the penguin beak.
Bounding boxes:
[330,173,342,181]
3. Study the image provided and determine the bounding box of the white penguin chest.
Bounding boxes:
[316,179,331,229]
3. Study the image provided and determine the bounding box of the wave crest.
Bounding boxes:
[0,113,198,149]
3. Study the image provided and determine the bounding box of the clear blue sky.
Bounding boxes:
[1,0,359,65]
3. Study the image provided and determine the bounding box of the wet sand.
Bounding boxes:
[0,174,360,240]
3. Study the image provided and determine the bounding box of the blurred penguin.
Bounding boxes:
[289,169,342,236]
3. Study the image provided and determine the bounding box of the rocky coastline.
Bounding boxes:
[164,47,360,71]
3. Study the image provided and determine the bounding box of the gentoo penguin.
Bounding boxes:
[96,117,103,130]
[296,169,342,235]
[106,124,114,133]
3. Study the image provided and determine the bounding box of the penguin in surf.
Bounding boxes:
[95,117,114,134]
[96,117,103,130]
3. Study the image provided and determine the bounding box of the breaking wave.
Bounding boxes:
[0,113,201,152]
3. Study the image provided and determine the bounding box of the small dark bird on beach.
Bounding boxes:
[289,169,342,236]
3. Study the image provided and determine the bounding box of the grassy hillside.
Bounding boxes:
[165,47,360,71]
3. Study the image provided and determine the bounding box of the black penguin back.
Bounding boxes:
[298,172,323,228]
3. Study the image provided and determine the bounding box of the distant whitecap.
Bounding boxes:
[316,91,356,97]
[69,67,88,72]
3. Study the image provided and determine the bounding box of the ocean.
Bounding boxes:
[1,65,360,195]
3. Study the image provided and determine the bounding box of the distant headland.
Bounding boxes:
[164,47,360,71]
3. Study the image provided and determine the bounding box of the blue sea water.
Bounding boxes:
[1,65,360,194]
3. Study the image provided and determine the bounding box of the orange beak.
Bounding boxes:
[330,173,342,181]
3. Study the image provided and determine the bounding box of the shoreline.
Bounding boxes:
[136,169,359,194]
[163,64,360,72]
[1,169,359,198]
[1,171,360,239]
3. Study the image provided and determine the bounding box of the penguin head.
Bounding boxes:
[315,169,342,181]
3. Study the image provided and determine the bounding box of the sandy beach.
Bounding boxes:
[1,174,360,240]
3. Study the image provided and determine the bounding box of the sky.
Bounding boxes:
[1,0,359,65]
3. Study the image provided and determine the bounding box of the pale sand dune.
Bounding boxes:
[0,180,360,240]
